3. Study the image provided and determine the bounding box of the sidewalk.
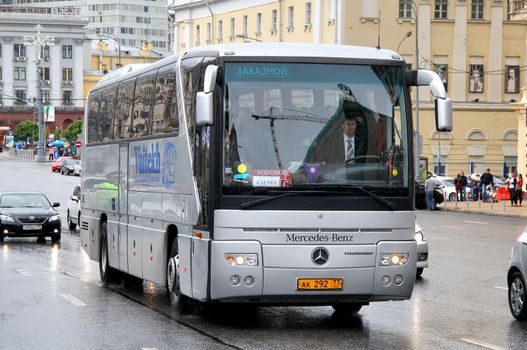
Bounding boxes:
[437,198,527,219]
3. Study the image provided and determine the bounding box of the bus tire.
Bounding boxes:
[332,303,363,314]
[416,268,424,278]
[99,221,121,285]
[67,211,77,230]
[167,238,191,313]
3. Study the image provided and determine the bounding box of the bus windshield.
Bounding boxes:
[223,62,410,194]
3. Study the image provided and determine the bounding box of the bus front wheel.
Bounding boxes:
[167,238,191,313]
[332,303,363,314]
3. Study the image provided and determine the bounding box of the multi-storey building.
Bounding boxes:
[170,0,527,178]
[0,6,88,133]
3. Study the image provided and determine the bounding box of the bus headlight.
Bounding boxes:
[48,215,61,222]
[225,253,258,266]
[379,253,409,266]
[414,231,425,242]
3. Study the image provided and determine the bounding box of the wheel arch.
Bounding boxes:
[508,266,523,285]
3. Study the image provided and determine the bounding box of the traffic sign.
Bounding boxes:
[75,140,82,148]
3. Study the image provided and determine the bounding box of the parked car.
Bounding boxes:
[507,227,527,320]
[51,156,71,172]
[467,174,507,201]
[74,160,82,176]
[415,180,444,209]
[0,192,61,242]
[61,159,79,175]
[67,185,81,230]
[433,176,471,202]
[415,222,429,278]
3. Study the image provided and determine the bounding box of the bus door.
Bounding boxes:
[118,144,129,272]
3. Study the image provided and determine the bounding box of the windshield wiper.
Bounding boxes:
[348,186,397,210]
[240,190,326,209]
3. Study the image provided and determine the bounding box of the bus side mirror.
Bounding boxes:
[196,65,219,126]
[435,98,452,132]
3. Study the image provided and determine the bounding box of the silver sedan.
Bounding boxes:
[415,222,429,278]
[508,228,527,320]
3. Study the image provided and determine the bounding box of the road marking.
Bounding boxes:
[494,286,508,291]
[460,338,506,350]
[60,294,86,306]
[426,234,446,240]
[464,220,488,225]
[14,268,32,276]
[141,348,159,350]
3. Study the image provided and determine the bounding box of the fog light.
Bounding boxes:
[54,229,59,233]
[236,255,245,265]
[381,275,391,286]
[230,275,240,286]
[246,255,257,266]
[419,253,428,261]
[393,275,403,285]
[380,255,390,266]
[3,229,7,234]
[391,255,400,265]
[244,276,254,286]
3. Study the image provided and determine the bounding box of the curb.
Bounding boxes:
[436,205,527,219]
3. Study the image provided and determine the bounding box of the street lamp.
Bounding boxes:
[96,33,122,68]
[397,31,412,52]
[24,24,54,162]
[235,34,262,43]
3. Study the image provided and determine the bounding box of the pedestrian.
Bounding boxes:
[48,147,54,161]
[455,173,462,201]
[471,174,480,201]
[480,168,493,202]
[425,175,437,210]
[517,174,524,206]
[460,171,468,201]
[507,171,518,206]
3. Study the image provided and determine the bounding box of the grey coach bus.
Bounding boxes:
[81,43,452,314]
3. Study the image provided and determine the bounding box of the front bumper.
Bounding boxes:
[416,240,429,269]
[209,240,416,303]
[1,221,61,238]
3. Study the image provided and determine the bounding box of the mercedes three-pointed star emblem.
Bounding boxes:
[311,247,329,266]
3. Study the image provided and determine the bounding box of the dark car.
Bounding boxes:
[415,180,444,210]
[61,159,79,175]
[0,192,61,242]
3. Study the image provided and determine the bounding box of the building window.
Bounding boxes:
[239,15,246,37]
[434,0,448,19]
[63,90,72,104]
[195,25,200,46]
[399,0,413,18]
[271,9,278,32]
[469,64,484,93]
[206,23,211,44]
[306,2,312,25]
[505,156,517,175]
[14,67,26,81]
[288,6,294,28]
[230,18,235,40]
[0,44,2,57]
[218,20,223,42]
[62,45,73,59]
[14,44,26,58]
[256,13,262,34]
[62,68,73,81]
[468,129,486,141]
[41,67,50,81]
[433,155,447,176]
[471,0,484,20]
[14,89,26,104]
[42,90,50,104]
[469,155,485,175]
[40,46,50,60]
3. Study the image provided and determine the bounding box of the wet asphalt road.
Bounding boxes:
[1,157,527,349]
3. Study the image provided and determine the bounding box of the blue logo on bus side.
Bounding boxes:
[135,143,161,174]
[162,142,176,187]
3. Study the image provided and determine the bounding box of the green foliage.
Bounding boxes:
[63,120,83,141]
[54,127,63,140]
[13,121,38,142]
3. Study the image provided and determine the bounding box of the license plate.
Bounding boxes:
[23,225,42,230]
[297,278,343,290]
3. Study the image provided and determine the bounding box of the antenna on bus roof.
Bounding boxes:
[376,10,381,49]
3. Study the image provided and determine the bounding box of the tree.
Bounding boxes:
[12,121,38,142]
[54,127,63,140]
[63,120,83,141]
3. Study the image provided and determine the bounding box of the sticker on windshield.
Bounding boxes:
[251,169,292,187]
[392,169,399,177]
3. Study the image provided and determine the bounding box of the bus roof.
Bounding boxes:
[184,43,403,61]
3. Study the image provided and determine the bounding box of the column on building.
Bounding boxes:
[26,44,37,103]
[516,104,527,179]
[418,0,431,101]
[312,0,322,44]
[184,19,193,51]
[2,38,14,107]
[73,40,84,108]
[487,1,503,102]
[173,22,179,54]
[336,0,344,44]
[451,1,468,102]
[49,39,61,107]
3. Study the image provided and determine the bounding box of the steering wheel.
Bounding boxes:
[345,155,382,164]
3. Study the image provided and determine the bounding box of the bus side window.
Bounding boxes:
[87,91,101,144]
[153,65,179,135]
